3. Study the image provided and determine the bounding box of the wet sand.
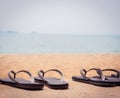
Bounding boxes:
[0,54,120,98]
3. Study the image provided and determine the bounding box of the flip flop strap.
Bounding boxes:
[101,69,120,79]
[8,70,35,83]
[80,68,105,80]
[38,69,64,82]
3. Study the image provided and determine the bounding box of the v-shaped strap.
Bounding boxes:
[80,68,106,80]
[38,69,64,82]
[101,69,120,79]
[8,70,35,83]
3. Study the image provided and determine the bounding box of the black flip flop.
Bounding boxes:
[101,69,120,86]
[35,69,69,89]
[0,70,44,90]
[72,68,117,87]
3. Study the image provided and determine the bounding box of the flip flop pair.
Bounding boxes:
[0,69,68,90]
[72,68,120,87]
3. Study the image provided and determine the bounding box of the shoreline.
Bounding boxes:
[0,52,120,56]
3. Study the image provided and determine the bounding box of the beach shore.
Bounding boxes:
[0,53,120,98]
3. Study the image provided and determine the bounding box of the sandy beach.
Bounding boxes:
[0,53,120,98]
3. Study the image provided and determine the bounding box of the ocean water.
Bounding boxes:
[0,33,120,54]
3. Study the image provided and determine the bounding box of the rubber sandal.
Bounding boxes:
[101,69,120,86]
[72,68,117,87]
[0,70,44,90]
[35,69,69,89]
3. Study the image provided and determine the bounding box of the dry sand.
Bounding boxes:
[0,53,120,98]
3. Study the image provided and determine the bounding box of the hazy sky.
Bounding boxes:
[0,0,120,35]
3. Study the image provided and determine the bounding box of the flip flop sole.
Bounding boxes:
[0,78,44,90]
[72,76,116,87]
[35,77,69,89]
